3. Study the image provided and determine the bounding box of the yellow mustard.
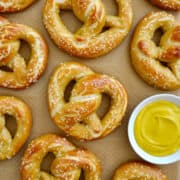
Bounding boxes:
[134,100,180,156]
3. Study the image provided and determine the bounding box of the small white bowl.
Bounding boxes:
[128,94,180,165]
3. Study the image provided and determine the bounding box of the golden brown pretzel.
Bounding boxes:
[0,0,36,13]
[113,162,167,180]
[43,0,133,58]
[0,16,19,65]
[149,0,180,10]
[131,12,180,90]
[48,62,128,140]
[21,134,101,179]
[0,16,48,89]
[0,96,32,160]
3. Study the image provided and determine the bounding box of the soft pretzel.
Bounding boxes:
[48,62,128,140]
[21,134,101,179]
[131,12,180,90]
[0,96,32,160]
[43,0,133,58]
[113,162,167,180]
[149,0,180,10]
[0,0,36,13]
[0,16,48,89]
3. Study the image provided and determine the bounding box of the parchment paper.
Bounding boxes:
[0,0,179,179]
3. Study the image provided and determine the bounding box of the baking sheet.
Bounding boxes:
[0,0,179,179]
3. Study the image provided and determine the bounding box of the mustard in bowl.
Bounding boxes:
[128,94,180,165]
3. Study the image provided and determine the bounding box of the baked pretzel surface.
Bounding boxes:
[131,12,180,90]
[0,96,32,160]
[43,0,133,58]
[0,16,48,89]
[149,0,180,10]
[113,162,167,180]
[21,134,101,179]
[48,62,128,140]
[0,0,36,13]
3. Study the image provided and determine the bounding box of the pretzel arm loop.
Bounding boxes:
[51,149,101,180]
[48,62,128,140]
[113,162,167,180]
[21,134,101,179]
[0,19,48,89]
[131,12,180,90]
[149,0,180,10]
[43,0,132,58]
[0,0,36,13]
[0,96,32,160]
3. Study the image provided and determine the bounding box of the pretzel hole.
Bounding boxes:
[160,61,169,68]
[79,171,85,180]
[159,61,172,72]
[97,93,111,119]
[152,28,164,46]
[64,80,76,102]
[0,66,13,72]
[18,40,31,64]
[102,26,111,33]
[5,114,17,137]
[79,121,87,126]
[41,152,56,174]
[60,10,83,33]
[103,0,118,16]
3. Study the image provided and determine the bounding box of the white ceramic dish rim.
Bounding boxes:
[128,93,180,165]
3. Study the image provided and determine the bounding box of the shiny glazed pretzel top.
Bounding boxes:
[131,12,180,90]
[48,62,128,140]
[43,0,132,58]
[0,16,48,89]
[113,162,167,180]
[21,134,101,179]
[0,96,32,160]
[149,0,180,10]
[0,0,36,13]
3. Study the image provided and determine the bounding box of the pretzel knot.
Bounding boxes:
[149,0,180,10]
[0,16,48,89]
[43,0,132,58]
[21,134,101,179]
[0,0,36,13]
[113,162,167,180]
[131,12,180,90]
[48,62,128,140]
[0,96,32,160]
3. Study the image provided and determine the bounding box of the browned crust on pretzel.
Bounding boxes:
[0,0,37,13]
[113,162,167,180]
[21,134,74,166]
[131,12,180,90]
[0,17,48,89]
[172,26,180,41]
[149,0,180,10]
[48,62,128,141]
[43,0,133,58]
[138,40,151,57]
[0,96,32,160]
[160,46,180,61]
[21,134,101,179]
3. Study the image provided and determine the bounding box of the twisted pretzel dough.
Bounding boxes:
[113,162,167,180]
[43,0,133,58]
[131,12,180,90]
[21,134,101,179]
[0,96,32,160]
[0,16,48,89]
[48,62,128,140]
[0,0,36,13]
[149,0,180,10]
